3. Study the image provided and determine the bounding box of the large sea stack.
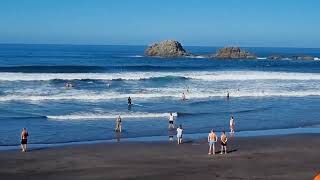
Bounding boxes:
[144,40,191,57]
[213,47,256,59]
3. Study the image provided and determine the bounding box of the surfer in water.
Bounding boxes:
[115,115,122,132]
[128,96,132,106]
[227,92,230,99]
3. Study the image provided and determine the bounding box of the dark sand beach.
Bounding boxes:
[0,134,319,180]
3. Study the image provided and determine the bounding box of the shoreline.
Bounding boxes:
[1,127,320,151]
[0,133,319,179]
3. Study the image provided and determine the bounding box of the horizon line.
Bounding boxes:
[0,42,319,49]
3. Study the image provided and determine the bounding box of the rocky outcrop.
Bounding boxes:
[292,55,314,61]
[267,55,316,61]
[212,47,256,59]
[144,40,191,57]
[268,55,284,60]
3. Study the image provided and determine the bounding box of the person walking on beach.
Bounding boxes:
[115,115,122,132]
[208,129,217,155]
[230,116,235,134]
[220,131,228,154]
[176,125,183,144]
[168,112,175,129]
[20,128,29,152]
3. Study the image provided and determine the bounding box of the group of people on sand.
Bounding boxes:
[208,116,235,155]
[207,130,228,155]
[167,112,235,151]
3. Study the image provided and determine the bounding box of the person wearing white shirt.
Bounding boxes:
[176,125,183,144]
[168,112,175,129]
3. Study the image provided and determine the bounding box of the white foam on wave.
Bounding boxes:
[0,71,320,81]
[126,55,144,58]
[257,57,267,60]
[1,89,320,102]
[47,112,178,120]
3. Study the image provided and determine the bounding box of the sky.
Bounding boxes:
[0,0,319,47]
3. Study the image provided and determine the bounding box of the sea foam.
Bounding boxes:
[47,112,178,120]
[0,71,320,81]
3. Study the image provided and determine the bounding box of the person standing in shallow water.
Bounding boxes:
[168,112,175,129]
[230,116,235,134]
[182,92,186,101]
[128,96,132,106]
[176,125,183,144]
[220,131,228,154]
[21,128,29,152]
[115,115,122,132]
[208,129,217,155]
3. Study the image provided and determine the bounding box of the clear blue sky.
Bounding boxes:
[1,0,319,47]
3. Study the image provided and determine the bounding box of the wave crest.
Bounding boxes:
[0,71,320,81]
[47,112,178,120]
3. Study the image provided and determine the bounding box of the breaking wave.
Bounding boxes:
[0,71,320,81]
[47,112,178,120]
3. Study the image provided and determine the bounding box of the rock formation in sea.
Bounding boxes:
[292,55,315,61]
[268,55,284,60]
[144,40,191,57]
[211,47,256,59]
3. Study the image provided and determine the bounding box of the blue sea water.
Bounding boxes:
[0,44,320,146]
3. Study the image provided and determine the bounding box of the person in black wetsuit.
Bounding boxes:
[128,96,132,105]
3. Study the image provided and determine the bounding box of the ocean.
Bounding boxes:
[0,44,320,147]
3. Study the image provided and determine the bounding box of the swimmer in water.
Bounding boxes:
[182,92,186,101]
[65,82,74,88]
[128,96,132,105]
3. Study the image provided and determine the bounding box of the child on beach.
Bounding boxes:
[176,125,183,144]
[208,129,217,155]
[220,131,228,154]
[20,128,29,152]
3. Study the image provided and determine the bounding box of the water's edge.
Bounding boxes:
[1,127,319,151]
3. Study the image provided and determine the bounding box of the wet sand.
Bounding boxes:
[0,134,319,180]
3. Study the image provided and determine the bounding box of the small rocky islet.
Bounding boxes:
[144,40,192,57]
[144,40,318,60]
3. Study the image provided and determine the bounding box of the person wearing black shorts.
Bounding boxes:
[21,128,29,152]
[220,131,228,154]
[168,113,174,129]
